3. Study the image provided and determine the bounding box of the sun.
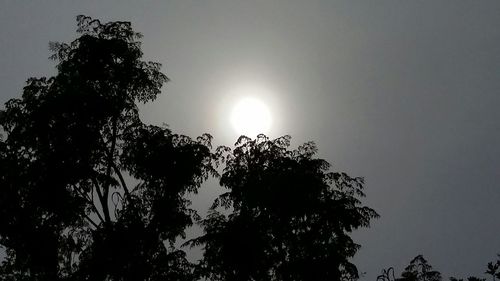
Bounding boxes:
[230,96,272,137]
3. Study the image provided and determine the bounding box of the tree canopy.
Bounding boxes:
[399,255,442,281]
[0,15,214,280]
[0,16,378,281]
[190,135,378,281]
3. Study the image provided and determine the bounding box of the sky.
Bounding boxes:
[1,1,500,280]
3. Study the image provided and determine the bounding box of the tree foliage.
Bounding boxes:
[485,255,500,281]
[379,255,498,281]
[0,16,378,281]
[399,255,442,281]
[190,135,379,281]
[448,255,500,281]
[0,15,214,281]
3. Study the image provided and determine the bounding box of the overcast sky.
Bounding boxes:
[1,1,500,280]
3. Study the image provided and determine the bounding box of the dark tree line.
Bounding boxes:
[0,16,378,281]
[378,254,500,281]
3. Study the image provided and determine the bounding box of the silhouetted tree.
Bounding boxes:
[485,255,500,281]
[0,15,214,280]
[448,253,500,281]
[0,14,380,281]
[190,135,379,281]
[382,253,500,281]
[399,255,442,281]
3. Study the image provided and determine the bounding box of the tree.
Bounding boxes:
[190,135,379,281]
[485,255,500,281]
[382,253,500,281]
[1,15,379,281]
[0,15,214,280]
[399,255,442,281]
[447,254,500,281]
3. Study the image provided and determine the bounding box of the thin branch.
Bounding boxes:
[88,183,106,224]
[101,119,133,202]
[91,176,110,223]
[70,183,92,202]
[71,183,105,224]
[112,163,130,197]
[100,117,118,222]
[91,177,104,202]
[83,214,99,229]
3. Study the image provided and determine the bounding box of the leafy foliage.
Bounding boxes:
[447,254,500,281]
[399,255,442,281]
[485,255,500,281]
[190,135,379,281]
[380,254,500,281]
[0,15,213,280]
[0,15,379,281]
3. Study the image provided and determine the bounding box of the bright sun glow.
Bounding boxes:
[230,97,272,137]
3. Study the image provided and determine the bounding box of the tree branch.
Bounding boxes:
[112,163,130,197]
[100,117,119,222]
[71,183,106,224]
[91,176,110,223]
[83,214,99,229]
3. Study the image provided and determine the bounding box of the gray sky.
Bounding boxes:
[1,1,500,280]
